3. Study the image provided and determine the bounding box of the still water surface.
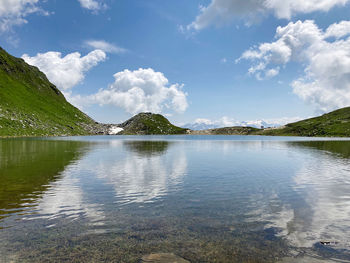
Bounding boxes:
[1,136,350,262]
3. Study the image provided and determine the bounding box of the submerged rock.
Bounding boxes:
[141,253,190,263]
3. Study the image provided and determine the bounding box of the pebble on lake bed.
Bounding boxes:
[141,253,190,263]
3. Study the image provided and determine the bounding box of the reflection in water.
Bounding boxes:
[284,142,350,249]
[255,141,350,260]
[35,174,106,226]
[92,140,187,204]
[31,140,187,225]
[123,140,172,156]
[0,139,88,224]
[1,137,350,262]
[292,140,350,159]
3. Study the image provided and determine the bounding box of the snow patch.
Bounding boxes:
[109,126,124,135]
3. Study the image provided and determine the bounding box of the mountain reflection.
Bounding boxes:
[0,139,89,224]
[289,140,350,159]
[123,140,171,156]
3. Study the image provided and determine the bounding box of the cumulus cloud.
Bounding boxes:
[22,52,187,115]
[238,20,350,112]
[78,0,106,11]
[89,68,188,115]
[0,0,48,32]
[84,40,127,54]
[22,50,106,91]
[188,0,350,30]
[325,20,350,39]
[266,0,350,19]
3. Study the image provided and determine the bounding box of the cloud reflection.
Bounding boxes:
[258,141,350,250]
[36,174,105,226]
[94,140,187,204]
[34,140,187,226]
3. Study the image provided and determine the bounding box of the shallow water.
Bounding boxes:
[1,136,350,262]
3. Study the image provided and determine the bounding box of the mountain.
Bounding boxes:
[189,126,260,135]
[260,107,350,137]
[0,47,107,137]
[117,112,188,135]
[183,119,279,130]
[183,122,219,131]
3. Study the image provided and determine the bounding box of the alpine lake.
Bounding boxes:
[1,135,350,262]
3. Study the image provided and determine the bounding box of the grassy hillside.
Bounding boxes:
[119,112,188,135]
[189,126,260,135]
[0,47,105,137]
[260,107,350,137]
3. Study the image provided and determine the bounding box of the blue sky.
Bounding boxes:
[1,0,350,127]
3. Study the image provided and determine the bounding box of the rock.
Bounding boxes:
[141,253,190,263]
[319,241,338,246]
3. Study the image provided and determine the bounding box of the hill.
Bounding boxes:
[0,47,107,137]
[117,112,188,135]
[260,107,350,137]
[189,126,259,135]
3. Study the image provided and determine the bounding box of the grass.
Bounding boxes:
[259,107,350,137]
[120,113,188,135]
[0,47,98,137]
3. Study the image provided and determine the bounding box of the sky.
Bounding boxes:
[1,0,350,127]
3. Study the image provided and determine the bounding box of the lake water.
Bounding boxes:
[1,136,350,262]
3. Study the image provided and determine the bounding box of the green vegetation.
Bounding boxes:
[0,139,88,220]
[289,140,350,158]
[0,47,104,137]
[124,140,171,155]
[119,112,188,135]
[189,126,260,135]
[259,107,350,137]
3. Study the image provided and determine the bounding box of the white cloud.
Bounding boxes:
[325,20,350,39]
[78,0,106,11]
[0,0,48,32]
[239,20,350,112]
[22,52,187,115]
[89,68,188,115]
[188,0,350,30]
[22,50,106,91]
[266,0,350,19]
[84,40,127,54]
[188,0,265,30]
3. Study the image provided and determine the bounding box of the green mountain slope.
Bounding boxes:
[0,47,105,137]
[119,112,188,135]
[260,107,350,137]
[189,126,259,135]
